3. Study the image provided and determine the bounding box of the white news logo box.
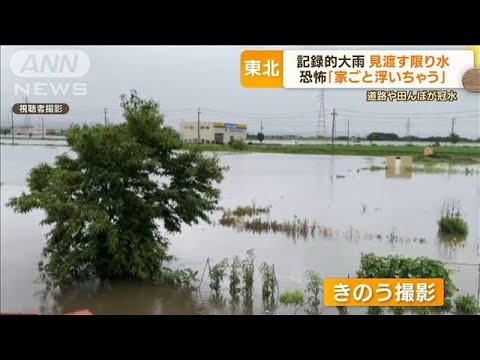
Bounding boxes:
[10,50,90,78]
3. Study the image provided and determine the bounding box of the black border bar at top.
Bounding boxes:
[0,21,477,46]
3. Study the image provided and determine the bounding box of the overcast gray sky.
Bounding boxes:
[1,45,479,138]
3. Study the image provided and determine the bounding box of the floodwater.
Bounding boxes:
[1,145,479,315]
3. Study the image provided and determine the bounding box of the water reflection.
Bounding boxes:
[385,167,412,179]
[38,280,209,315]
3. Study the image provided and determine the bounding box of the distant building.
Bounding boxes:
[180,121,247,144]
[14,126,45,136]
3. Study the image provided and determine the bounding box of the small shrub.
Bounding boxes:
[229,139,247,151]
[391,307,405,315]
[454,294,478,315]
[279,290,304,306]
[337,306,348,315]
[242,249,255,302]
[229,256,242,301]
[209,258,228,298]
[159,268,198,288]
[305,270,323,315]
[367,306,383,315]
[438,200,468,236]
[260,262,278,308]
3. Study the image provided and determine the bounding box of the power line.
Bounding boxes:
[337,108,480,117]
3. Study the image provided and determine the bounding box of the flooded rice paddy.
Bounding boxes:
[1,145,479,314]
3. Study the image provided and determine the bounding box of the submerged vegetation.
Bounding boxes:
[230,204,271,217]
[438,200,468,236]
[279,271,323,315]
[360,162,479,175]
[229,256,242,302]
[242,249,255,303]
[260,262,278,309]
[209,258,228,299]
[218,206,428,245]
[305,271,323,315]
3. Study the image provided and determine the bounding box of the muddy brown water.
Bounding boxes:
[1,145,479,314]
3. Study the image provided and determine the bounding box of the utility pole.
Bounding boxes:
[104,108,108,126]
[197,107,201,144]
[41,117,45,139]
[347,120,350,145]
[450,117,456,147]
[10,110,14,145]
[331,108,337,151]
[261,119,264,133]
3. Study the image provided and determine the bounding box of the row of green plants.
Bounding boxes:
[206,252,478,315]
[205,249,323,314]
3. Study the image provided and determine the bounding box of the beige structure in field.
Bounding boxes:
[385,155,413,179]
[424,146,434,156]
[385,155,412,169]
[180,121,247,144]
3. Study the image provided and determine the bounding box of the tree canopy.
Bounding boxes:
[8,91,224,289]
[257,132,265,144]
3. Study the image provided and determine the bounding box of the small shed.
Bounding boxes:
[385,155,413,179]
[385,155,412,169]
[424,146,434,156]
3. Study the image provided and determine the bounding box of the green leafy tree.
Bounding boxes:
[8,90,224,289]
[366,133,375,145]
[257,132,265,144]
[449,132,460,146]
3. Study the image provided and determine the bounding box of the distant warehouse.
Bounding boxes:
[180,121,247,144]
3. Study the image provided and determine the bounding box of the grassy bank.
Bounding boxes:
[2,141,479,164]
[184,143,480,164]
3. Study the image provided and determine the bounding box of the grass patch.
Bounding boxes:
[438,200,468,236]
[183,143,480,164]
[279,290,305,306]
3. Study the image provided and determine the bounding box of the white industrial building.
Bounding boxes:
[180,121,247,144]
[14,126,45,136]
